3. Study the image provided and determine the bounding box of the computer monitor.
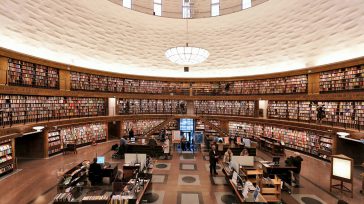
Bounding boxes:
[96,156,105,164]
[243,138,251,147]
[273,156,280,166]
[130,137,136,143]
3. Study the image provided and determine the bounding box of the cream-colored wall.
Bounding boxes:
[220,0,241,16]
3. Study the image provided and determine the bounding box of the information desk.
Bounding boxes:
[126,141,163,156]
[260,161,296,186]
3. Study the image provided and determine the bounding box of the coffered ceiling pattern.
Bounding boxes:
[0,0,363,77]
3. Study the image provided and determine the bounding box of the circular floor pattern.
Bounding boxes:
[221,194,239,204]
[142,192,159,203]
[156,164,168,169]
[301,197,323,204]
[182,176,197,183]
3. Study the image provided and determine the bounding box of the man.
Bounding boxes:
[128,128,134,140]
[209,145,219,176]
[89,158,102,185]
[148,136,158,157]
[119,136,128,156]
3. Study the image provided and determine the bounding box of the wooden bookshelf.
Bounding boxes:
[226,120,334,161]
[194,100,255,116]
[7,58,59,89]
[118,99,187,115]
[320,65,364,93]
[121,119,164,136]
[0,139,15,177]
[60,123,108,147]
[0,95,107,128]
[268,100,364,130]
[47,131,62,156]
[267,101,288,119]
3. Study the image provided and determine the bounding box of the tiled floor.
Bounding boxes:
[0,140,363,204]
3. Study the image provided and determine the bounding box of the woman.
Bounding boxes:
[223,148,233,163]
[240,148,249,156]
[163,136,170,159]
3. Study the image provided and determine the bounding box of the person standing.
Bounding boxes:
[128,128,134,140]
[209,145,219,176]
[163,136,170,159]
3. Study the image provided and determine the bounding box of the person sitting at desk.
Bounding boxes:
[223,148,233,163]
[181,135,187,151]
[240,148,249,156]
[229,134,236,144]
[118,136,128,156]
[89,158,103,185]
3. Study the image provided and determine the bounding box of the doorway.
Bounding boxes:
[179,118,194,151]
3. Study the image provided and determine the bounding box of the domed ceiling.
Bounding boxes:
[0,0,363,78]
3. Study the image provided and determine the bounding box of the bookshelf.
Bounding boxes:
[228,122,254,139]
[121,120,164,136]
[268,100,364,130]
[118,99,187,115]
[0,139,15,177]
[267,101,288,119]
[287,101,299,120]
[194,100,255,116]
[60,123,107,147]
[0,94,106,127]
[227,120,334,160]
[7,58,59,89]
[70,71,308,95]
[48,131,62,156]
[191,75,307,95]
[320,65,364,93]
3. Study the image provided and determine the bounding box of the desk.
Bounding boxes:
[258,137,284,156]
[260,161,296,185]
[102,164,118,182]
[126,142,163,156]
[228,180,267,203]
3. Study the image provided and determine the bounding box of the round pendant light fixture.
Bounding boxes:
[165,19,209,66]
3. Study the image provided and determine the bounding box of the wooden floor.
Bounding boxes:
[0,141,362,204]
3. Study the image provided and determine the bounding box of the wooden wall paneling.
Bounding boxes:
[0,57,8,85]
[11,138,16,169]
[15,132,45,158]
[308,73,320,95]
[59,69,71,91]
[43,129,48,158]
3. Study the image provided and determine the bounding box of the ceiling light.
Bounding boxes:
[165,19,209,66]
[165,45,209,65]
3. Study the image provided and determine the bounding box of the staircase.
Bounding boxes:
[198,116,229,137]
[143,116,176,137]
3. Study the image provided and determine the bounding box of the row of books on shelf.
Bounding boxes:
[0,155,12,164]
[228,121,333,159]
[71,71,189,94]
[268,100,364,127]
[47,123,107,155]
[0,95,106,127]
[194,100,256,116]
[71,71,308,95]
[121,120,164,136]
[320,65,364,92]
[118,99,187,114]
[0,163,14,175]
[8,58,59,88]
